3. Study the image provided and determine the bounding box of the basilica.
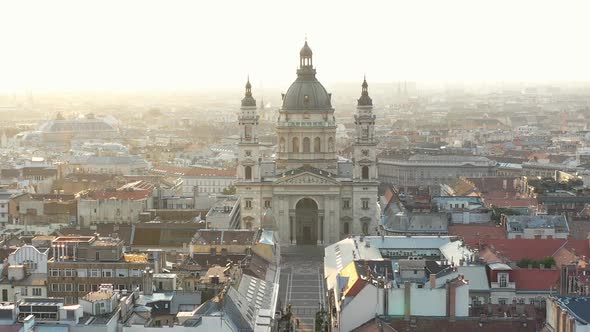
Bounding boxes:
[235,41,379,246]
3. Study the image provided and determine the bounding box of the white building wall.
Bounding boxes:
[454,284,470,317]
[78,198,149,226]
[409,286,447,316]
[340,284,384,332]
[8,245,48,274]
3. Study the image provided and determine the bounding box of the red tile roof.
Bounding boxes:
[565,239,590,258]
[482,239,566,261]
[448,223,507,247]
[511,268,559,291]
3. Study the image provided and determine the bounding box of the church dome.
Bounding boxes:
[282,41,332,111]
[282,78,332,111]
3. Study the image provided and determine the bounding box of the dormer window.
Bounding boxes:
[499,273,508,287]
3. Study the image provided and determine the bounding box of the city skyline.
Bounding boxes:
[2,0,590,92]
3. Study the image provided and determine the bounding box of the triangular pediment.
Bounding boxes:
[274,170,341,185]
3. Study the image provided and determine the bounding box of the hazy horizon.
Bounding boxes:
[3,0,590,92]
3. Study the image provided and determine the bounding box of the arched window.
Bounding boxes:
[343,222,349,235]
[314,137,321,152]
[245,166,252,180]
[362,222,369,235]
[328,137,334,152]
[362,166,369,180]
[303,137,311,153]
[292,137,299,153]
[279,137,286,152]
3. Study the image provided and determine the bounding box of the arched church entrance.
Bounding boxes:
[295,198,318,245]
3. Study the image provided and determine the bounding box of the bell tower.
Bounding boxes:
[353,76,377,181]
[237,77,260,181]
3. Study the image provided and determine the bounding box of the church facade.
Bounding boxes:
[235,41,379,246]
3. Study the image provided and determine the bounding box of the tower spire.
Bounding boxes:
[241,76,256,107]
[358,75,372,106]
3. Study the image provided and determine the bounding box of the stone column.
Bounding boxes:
[289,216,294,245]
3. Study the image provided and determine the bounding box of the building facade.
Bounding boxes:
[235,42,379,245]
[47,235,150,304]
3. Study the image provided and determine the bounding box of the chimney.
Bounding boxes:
[449,282,457,322]
[430,274,437,289]
[143,269,154,296]
[404,281,411,321]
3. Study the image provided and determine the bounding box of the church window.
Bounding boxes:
[328,137,334,152]
[303,137,311,153]
[342,199,350,209]
[245,125,252,140]
[292,137,299,152]
[362,199,369,210]
[362,222,369,235]
[314,137,321,152]
[245,166,252,180]
[362,166,369,180]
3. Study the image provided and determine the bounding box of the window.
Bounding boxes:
[314,137,321,152]
[362,199,369,210]
[50,269,59,277]
[117,269,129,277]
[245,199,252,209]
[499,273,508,288]
[343,222,350,235]
[96,252,100,260]
[20,288,28,296]
[51,284,59,292]
[91,285,99,292]
[23,260,37,271]
[303,137,310,153]
[264,200,271,208]
[292,137,299,153]
[362,166,369,180]
[77,269,87,277]
[343,199,350,209]
[499,298,508,305]
[78,284,86,292]
[32,288,42,296]
[90,269,100,277]
[362,222,369,235]
[245,166,252,180]
[64,269,75,277]
[518,298,525,304]
[65,284,73,292]
[102,269,113,278]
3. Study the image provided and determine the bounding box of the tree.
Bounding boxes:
[222,185,236,195]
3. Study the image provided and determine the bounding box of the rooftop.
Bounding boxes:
[506,215,568,233]
[553,296,590,324]
[81,291,116,302]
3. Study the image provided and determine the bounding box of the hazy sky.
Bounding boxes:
[2,0,590,92]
